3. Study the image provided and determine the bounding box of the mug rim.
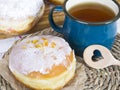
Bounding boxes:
[63,0,120,25]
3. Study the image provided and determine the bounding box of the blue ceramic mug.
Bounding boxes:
[49,0,120,57]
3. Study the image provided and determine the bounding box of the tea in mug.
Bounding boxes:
[68,3,116,22]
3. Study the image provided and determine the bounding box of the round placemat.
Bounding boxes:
[0,27,120,90]
[84,34,120,90]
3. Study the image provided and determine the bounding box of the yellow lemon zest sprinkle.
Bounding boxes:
[43,40,48,46]
[32,40,39,44]
[51,42,56,48]
[42,38,47,41]
[22,46,27,49]
[35,44,43,48]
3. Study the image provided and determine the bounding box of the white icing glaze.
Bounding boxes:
[9,35,72,75]
[0,0,44,20]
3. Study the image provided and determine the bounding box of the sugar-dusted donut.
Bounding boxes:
[0,0,45,37]
[9,35,76,89]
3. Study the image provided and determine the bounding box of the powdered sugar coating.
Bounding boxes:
[9,35,72,75]
[0,0,44,20]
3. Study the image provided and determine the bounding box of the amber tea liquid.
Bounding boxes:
[68,3,116,22]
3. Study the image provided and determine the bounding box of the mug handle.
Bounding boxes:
[49,6,64,34]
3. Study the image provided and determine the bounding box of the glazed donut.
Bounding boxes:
[9,35,76,89]
[0,0,45,37]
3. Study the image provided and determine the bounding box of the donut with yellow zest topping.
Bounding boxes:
[9,35,76,90]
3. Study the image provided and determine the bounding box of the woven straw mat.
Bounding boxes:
[0,27,120,90]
